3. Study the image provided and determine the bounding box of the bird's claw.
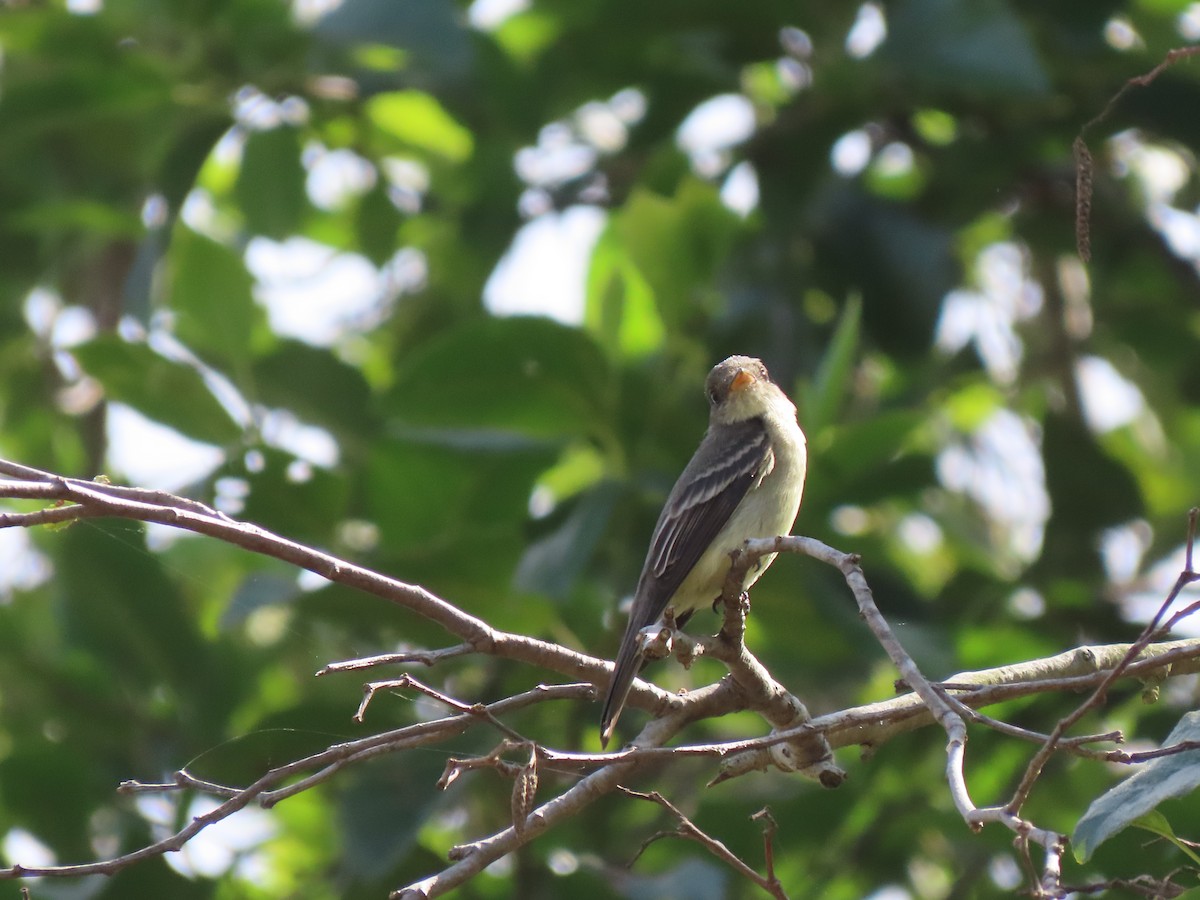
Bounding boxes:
[635,624,674,660]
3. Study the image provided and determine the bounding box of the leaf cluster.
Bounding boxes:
[2,0,1200,897]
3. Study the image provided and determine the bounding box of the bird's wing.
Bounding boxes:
[635,415,772,625]
[599,415,771,746]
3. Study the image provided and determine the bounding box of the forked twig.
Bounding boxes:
[619,787,789,900]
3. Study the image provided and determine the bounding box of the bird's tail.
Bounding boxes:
[599,633,643,748]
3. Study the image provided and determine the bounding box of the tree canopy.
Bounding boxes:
[2,0,1200,897]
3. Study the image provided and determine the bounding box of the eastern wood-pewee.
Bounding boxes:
[600,355,808,746]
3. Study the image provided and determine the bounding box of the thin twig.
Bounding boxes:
[1060,874,1186,898]
[1073,47,1200,260]
[751,807,779,885]
[731,535,1068,895]
[317,644,474,675]
[617,788,789,900]
[936,686,1120,760]
[1,684,591,880]
[356,673,528,743]
[1007,509,1200,816]
[4,462,1199,899]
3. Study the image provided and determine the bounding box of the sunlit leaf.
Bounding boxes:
[1074,711,1200,862]
[585,224,666,358]
[71,335,241,445]
[168,226,265,369]
[611,180,739,327]
[366,90,473,163]
[382,316,612,441]
[236,125,308,239]
[802,296,861,435]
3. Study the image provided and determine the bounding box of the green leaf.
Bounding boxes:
[54,521,210,698]
[815,410,928,482]
[494,9,560,63]
[382,316,612,441]
[7,199,142,238]
[236,125,308,239]
[812,189,956,357]
[0,738,95,854]
[365,436,558,612]
[611,180,739,327]
[366,90,473,163]
[315,0,473,81]
[219,570,301,631]
[367,437,555,552]
[802,296,861,436]
[71,335,242,445]
[883,0,1050,97]
[252,339,375,442]
[234,447,349,544]
[355,181,403,266]
[168,226,264,369]
[1039,413,1143,575]
[943,381,1005,433]
[1131,810,1200,868]
[1074,711,1200,862]
[338,755,450,879]
[585,224,666,358]
[514,480,620,600]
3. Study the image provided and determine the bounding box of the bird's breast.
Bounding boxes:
[665,416,807,617]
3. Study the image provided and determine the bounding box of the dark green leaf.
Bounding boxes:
[236,125,308,239]
[252,339,375,443]
[514,480,620,600]
[1074,711,1200,862]
[883,0,1050,97]
[168,226,264,369]
[612,180,739,328]
[234,447,350,544]
[1130,810,1200,868]
[338,754,450,879]
[382,316,612,441]
[812,188,957,357]
[355,182,403,266]
[315,0,474,81]
[71,334,242,445]
[802,296,861,436]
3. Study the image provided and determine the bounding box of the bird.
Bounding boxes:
[599,355,807,747]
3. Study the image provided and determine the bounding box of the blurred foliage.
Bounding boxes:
[2,0,1200,897]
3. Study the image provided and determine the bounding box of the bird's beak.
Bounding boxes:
[729,368,756,393]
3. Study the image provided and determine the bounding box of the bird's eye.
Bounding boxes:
[708,388,720,405]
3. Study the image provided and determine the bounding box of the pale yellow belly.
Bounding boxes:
[666,459,804,617]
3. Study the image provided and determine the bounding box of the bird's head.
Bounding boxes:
[705,355,792,423]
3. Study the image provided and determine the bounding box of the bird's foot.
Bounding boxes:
[635,623,674,661]
[711,590,751,614]
[715,592,751,643]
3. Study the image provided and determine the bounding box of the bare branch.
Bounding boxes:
[317,644,474,674]
[0,458,669,717]
[1062,875,1187,898]
[617,788,789,900]
[751,807,780,886]
[1008,510,1200,816]
[1072,47,1200,260]
[730,535,1071,894]
[5,461,1199,899]
[0,683,592,881]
